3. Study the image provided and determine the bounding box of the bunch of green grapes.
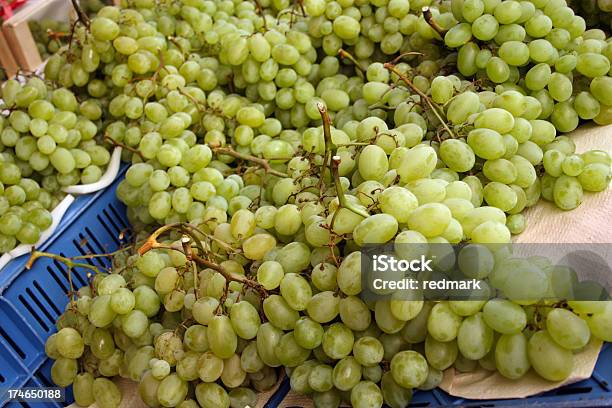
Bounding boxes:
[433,0,612,132]
[25,0,612,406]
[45,232,282,408]
[44,205,612,408]
[0,78,113,253]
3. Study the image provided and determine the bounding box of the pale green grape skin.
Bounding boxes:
[528,331,574,382]
[208,315,238,359]
[92,378,122,408]
[439,139,476,173]
[390,350,429,388]
[457,313,493,360]
[482,299,526,334]
[495,333,530,380]
[553,175,583,210]
[546,308,590,350]
[424,335,458,371]
[350,381,383,408]
[586,303,612,342]
[353,336,384,367]
[578,164,611,192]
[427,303,462,342]
[322,323,354,360]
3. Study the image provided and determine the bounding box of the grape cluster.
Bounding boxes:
[46,240,280,408]
[44,218,612,408]
[0,78,113,253]
[443,0,612,133]
[20,0,612,406]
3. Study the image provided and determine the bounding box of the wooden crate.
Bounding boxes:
[0,29,18,77]
[2,0,74,72]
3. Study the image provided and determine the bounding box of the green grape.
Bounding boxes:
[482,299,526,334]
[457,313,494,360]
[439,139,476,173]
[263,295,299,330]
[390,350,428,388]
[528,331,574,381]
[495,332,530,379]
[56,328,85,359]
[424,335,458,370]
[92,378,122,408]
[308,364,334,392]
[74,373,95,407]
[230,301,261,340]
[350,381,383,408]
[546,308,590,350]
[467,129,505,160]
[553,175,583,210]
[196,382,230,408]
[51,357,78,387]
[208,315,237,359]
[578,163,611,192]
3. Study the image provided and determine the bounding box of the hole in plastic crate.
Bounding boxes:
[46,265,68,294]
[97,212,121,246]
[109,203,129,228]
[25,287,55,324]
[102,208,123,235]
[73,237,95,260]
[18,294,48,332]
[79,236,107,269]
[72,269,88,288]
[73,235,106,272]
[51,260,70,291]
[32,280,62,317]
[53,255,88,288]
[554,386,593,395]
[0,325,27,360]
[35,367,54,388]
[84,227,113,266]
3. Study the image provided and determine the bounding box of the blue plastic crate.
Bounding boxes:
[0,170,610,408]
[0,171,131,407]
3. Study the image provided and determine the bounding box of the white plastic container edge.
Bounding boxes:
[0,147,123,271]
[62,146,123,194]
[0,194,75,271]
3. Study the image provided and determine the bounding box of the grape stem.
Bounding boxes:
[103,135,145,160]
[388,51,425,65]
[317,102,333,196]
[138,222,237,256]
[26,250,102,274]
[70,0,90,28]
[251,0,268,31]
[384,63,456,139]
[26,250,101,302]
[139,228,268,298]
[331,155,370,219]
[212,146,289,178]
[338,48,365,77]
[422,6,447,37]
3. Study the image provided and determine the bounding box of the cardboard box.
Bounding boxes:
[0,29,18,77]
